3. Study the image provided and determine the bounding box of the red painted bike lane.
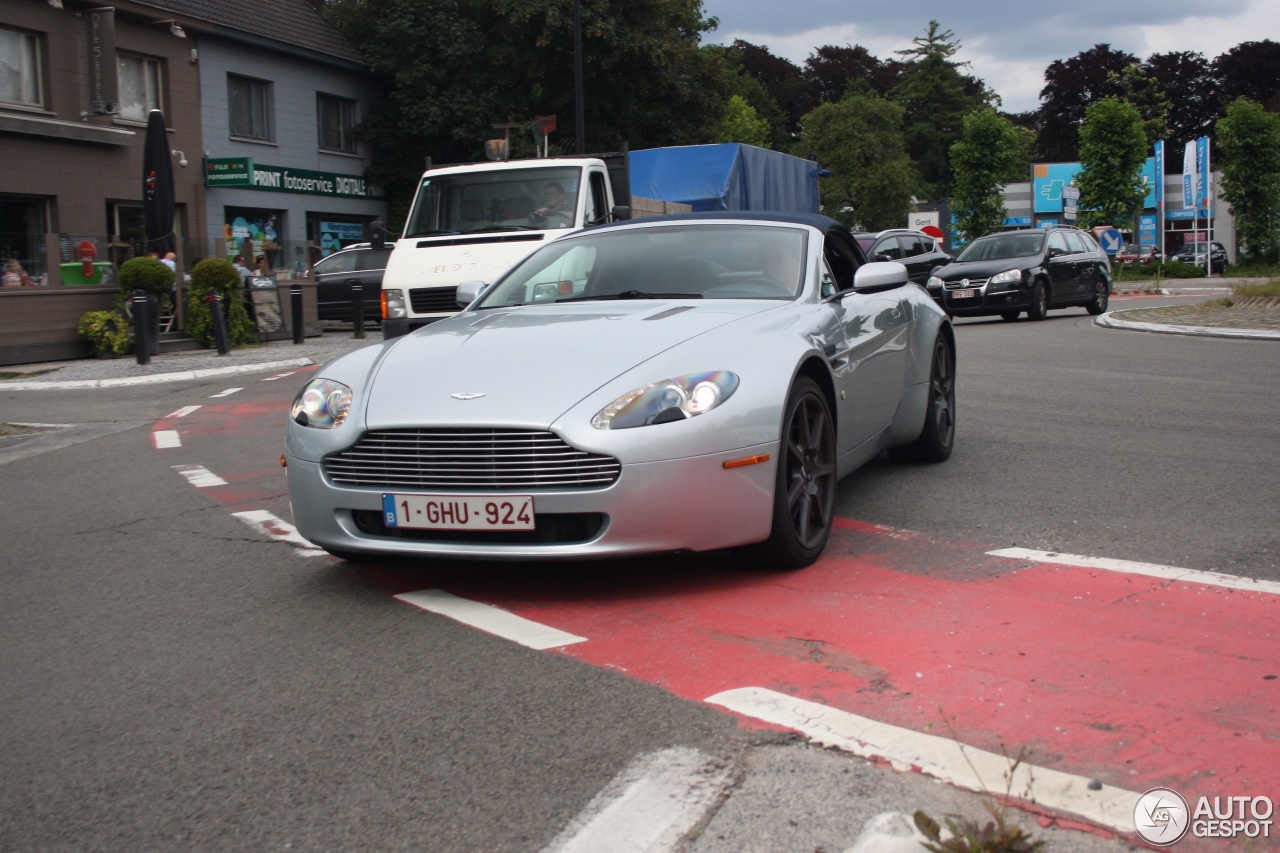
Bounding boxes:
[167,385,1280,840]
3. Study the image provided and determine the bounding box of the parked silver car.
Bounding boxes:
[286,213,956,568]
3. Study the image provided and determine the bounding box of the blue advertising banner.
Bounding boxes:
[1183,141,1197,208]
[1033,159,1156,213]
[1196,136,1210,207]
[1153,141,1164,206]
[1138,214,1158,245]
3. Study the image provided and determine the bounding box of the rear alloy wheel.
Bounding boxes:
[1027,279,1049,321]
[890,334,955,464]
[759,377,836,569]
[1086,277,1109,315]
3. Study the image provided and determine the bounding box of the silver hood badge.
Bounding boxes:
[450,392,486,400]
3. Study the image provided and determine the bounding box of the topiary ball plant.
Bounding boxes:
[185,258,256,348]
[116,256,175,309]
[77,310,131,358]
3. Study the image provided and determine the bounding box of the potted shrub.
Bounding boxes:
[184,259,256,348]
[117,256,175,352]
[77,310,131,358]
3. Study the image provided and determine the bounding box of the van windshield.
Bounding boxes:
[404,166,582,238]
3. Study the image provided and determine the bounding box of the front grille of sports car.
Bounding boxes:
[323,429,621,490]
[408,287,460,313]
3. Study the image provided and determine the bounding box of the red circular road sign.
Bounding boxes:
[921,225,944,240]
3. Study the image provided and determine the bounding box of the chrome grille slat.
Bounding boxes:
[322,428,621,490]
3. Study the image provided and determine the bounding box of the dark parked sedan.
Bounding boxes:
[1172,240,1228,274]
[314,243,392,323]
[927,226,1111,321]
[854,228,951,290]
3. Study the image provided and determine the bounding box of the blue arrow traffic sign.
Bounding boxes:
[1098,228,1124,255]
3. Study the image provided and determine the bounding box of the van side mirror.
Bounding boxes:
[611,205,631,222]
[371,220,385,251]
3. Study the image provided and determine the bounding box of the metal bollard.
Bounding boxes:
[207,292,231,355]
[132,289,150,365]
[351,281,365,339]
[290,283,304,344]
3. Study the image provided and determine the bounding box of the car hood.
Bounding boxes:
[934,257,1039,280]
[363,301,779,429]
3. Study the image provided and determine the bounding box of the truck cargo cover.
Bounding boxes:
[629,143,820,214]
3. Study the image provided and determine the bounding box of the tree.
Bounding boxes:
[324,0,727,212]
[949,109,1023,242]
[890,21,992,199]
[1037,44,1137,162]
[799,91,917,231]
[1074,98,1148,230]
[1144,51,1219,148]
[728,40,816,140]
[801,44,898,104]
[1108,63,1169,146]
[718,95,770,147]
[1213,40,1280,113]
[718,46,791,150]
[1216,98,1280,264]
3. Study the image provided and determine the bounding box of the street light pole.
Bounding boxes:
[574,0,585,155]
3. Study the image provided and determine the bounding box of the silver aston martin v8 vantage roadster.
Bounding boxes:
[285,212,956,568]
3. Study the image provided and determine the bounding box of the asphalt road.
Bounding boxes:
[2,299,1276,852]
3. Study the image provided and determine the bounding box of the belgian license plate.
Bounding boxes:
[382,494,535,531]
[952,288,976,299]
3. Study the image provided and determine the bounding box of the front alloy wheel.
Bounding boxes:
[759,377,836,568]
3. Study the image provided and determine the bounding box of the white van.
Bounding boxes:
[380,156,630,338]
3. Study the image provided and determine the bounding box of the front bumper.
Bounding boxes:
[938,280,1027,316]
[286,442,778,560]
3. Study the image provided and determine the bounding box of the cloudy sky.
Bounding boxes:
[698,0,1270,113]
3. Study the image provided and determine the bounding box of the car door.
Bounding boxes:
[823,233,910,455]
[1045,230,1077,304]
[1062,231,1091,301]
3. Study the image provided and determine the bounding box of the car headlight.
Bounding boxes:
[382,288,407,319]
[926,275,944,289]
[989,268,1023,287]
[592,371,739,430]
[290,379,353,429]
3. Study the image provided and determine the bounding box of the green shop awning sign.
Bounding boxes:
[204,157,383,199]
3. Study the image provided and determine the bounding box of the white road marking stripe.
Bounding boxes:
[172,464,226,487]
[541,747,733,853]
[989,548,1280,595]
[209,388,243,398]
[152,430,181,449]
[262,372,295,381]
[231,510,325,556]
[707,687,1140,835]
[394,589,587,650]
[165,405,202,418]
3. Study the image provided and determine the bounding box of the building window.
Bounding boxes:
[1,195,48,285]
[229,74,273,141]
[117,53,162,122]
[317,93,357,153]
[0,27,44,109]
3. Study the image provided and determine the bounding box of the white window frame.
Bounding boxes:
[0,27,44,109]
[317,92,357,153]
[229,74,273,141]
[117,53,162,123]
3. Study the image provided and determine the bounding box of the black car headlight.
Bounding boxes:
[988,268,1023,291]
[290,379,353,428]
[592,371,739,430]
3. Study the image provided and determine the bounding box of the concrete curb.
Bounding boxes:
[1095,312,1280,341]
[1,357,318,390]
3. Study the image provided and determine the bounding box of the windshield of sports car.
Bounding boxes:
[955,232,1045,262]
[403,166,582,237]
[474,223,808,308]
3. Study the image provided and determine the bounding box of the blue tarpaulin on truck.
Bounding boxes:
[629,143,820,214]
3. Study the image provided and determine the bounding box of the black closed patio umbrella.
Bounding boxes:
[142,109,176,256]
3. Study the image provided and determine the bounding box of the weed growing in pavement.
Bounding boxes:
[911,713,1047,853]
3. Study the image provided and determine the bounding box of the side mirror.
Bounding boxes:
[371,220,385,251]
[611,205,631,222]
[852,261,908,293]
[456,280,485,307]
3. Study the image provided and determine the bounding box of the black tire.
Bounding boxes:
[1027,279,1049,321]
[757,377,837,569]
[890,334,956,464]
[999,310,1020,322]
[1086,276,1109,315]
